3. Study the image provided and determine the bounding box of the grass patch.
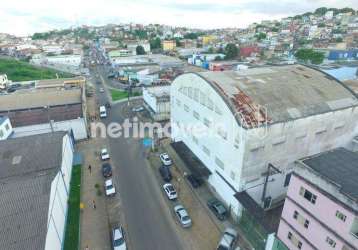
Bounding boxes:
[0,58,73,81]
[110,89,128,101]
[63,165,82,250]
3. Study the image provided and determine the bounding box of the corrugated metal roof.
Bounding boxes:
[0,132,66,250]
[196,65,358,128]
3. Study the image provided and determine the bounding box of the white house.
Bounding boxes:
[143,85,170,121]
[0,116,13,140]
[0,132,74,250]
[0,74,9,90]
[170,65,358,217]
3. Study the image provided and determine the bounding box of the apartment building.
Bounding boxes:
[277,148,358,250]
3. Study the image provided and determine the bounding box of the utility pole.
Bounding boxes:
[261,163,282,207]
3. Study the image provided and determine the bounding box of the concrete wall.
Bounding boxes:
[45,134,74,250]
[242,106,358,205]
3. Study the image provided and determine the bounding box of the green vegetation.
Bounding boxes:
[110,89,141,101]
[149,37,162,50]
[224,43,239,59]
[183,32,201,40]
[136,45,146,55]
[63,165,82,250]
[32,27,96,40]
[0,58,73,81]
[255,32,267,41]
[295,48,325,65]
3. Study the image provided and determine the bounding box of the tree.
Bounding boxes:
[255,32,267,41]
[295,49,325,65]
[224,43,239,59]
[149,37,161,50]
[136,45,146,55]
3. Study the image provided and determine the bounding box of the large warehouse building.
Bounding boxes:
[170,65,358,218]
[0,132,74,250]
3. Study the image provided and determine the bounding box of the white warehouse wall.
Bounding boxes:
[45,134,74,250]
[171,73,245,215]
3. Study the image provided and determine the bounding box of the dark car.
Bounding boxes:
[159,166,172,182]
[207,198,228,220]
[186,174,202,188]
[102,163,112,178]
[105,102,111,109]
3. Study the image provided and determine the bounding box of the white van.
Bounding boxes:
[99,106,107,118]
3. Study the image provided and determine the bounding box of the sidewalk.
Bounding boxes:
[78,139,111,250]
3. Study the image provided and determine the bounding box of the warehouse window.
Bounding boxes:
[193,111,200,120]
[217,127,227,140]
[230,171,236,180]
[202,146,210,156]
[203,118,211,127]
[188,87,193,99]
[176,99,181,106]
[215,157,225,170]
[192,135,198,145]
[194,89,199,101]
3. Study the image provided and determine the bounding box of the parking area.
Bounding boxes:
[147,149,221,250]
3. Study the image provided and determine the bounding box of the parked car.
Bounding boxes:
[163,183,177,200]
[159,166,172,182]
[174,204,192,228]
[132,106,144,112]
[102,163,112,177]
[105,179,116,196]
[105,102,111,109]
[186,174,202,188]
[207,198,228,220]
[216,228,238,250]
[99,87,105,93]
[159,153,172,166]
[112,226,127,250]
[96,80,101,84]
[100,148,110,161]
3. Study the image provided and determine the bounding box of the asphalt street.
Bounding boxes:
[91,66,185,250]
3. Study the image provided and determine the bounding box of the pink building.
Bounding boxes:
[277,148,358,250]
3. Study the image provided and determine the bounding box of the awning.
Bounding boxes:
[234,191,283,233]
[171,141,212,177]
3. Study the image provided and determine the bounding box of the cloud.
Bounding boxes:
[0,0,356,36]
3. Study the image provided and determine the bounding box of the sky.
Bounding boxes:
[0,0,356,36]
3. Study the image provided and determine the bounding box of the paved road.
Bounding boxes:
[91,66,184,250]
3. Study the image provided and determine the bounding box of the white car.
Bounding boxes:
[105,179,116,196]
[163,183,177,200]
[100,148,110,160]
[216,228,238,250]
[112,226,127,250]
[99,87,105,93]
[160,153,172,166]
[132,106,144,112]
[174,205,192,228]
